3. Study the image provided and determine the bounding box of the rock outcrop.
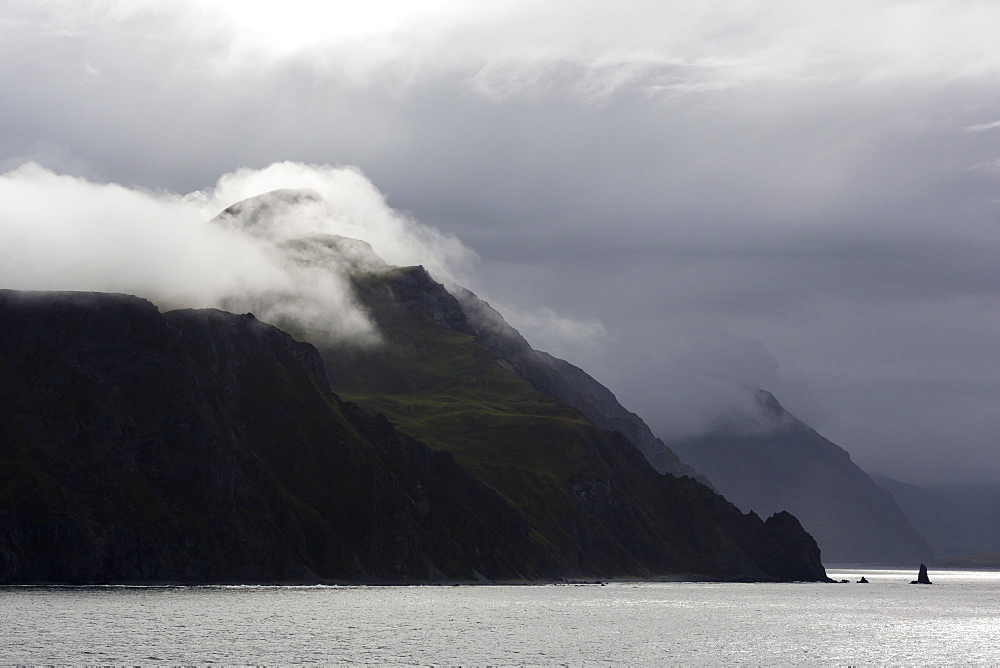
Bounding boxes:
[911,563,932,584]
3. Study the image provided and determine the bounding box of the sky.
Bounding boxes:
[1,0,999,484]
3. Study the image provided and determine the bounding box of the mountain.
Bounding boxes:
[1,186,836,583]
[875,476,1000,559]
[0,289,827,582]
[0,290,548,583]
[237,221,825,580]
[217,189,698,480]
[670,390,932,564]
[0,290,825,583]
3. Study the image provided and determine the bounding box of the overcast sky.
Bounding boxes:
[2,0,999,484]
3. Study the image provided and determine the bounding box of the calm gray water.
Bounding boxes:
[2,569,998,665]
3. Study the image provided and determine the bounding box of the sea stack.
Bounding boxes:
[910,563,932,584]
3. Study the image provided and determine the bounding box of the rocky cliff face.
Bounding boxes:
[671,390,932,564]
[0,289,827,583]
[0,290,548,583]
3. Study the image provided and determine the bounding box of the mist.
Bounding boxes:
[0,161,477,345]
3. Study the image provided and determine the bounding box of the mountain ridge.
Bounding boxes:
[307,260,826,579]
[0,288,828,582]
[0,289,550,583]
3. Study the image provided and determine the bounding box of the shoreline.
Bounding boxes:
[10,565,1000,588]
[0,573,827,588]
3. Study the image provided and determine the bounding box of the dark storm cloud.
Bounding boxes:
[2,1,999,483]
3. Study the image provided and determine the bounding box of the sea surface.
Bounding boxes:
[2,568,998,665]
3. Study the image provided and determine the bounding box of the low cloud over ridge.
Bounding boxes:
[0,160,611,359]
[0,161,480,344]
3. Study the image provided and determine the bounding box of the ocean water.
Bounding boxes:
[2,569,998,665]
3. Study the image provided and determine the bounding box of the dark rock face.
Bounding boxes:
[747,511,828,582]
[0,290,549,584]
[670,390,932,564]
[0,289,829,584]
[911,563,932,584]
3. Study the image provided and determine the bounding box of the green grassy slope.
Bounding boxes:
[316,265,827,579]
[324,269,614,558]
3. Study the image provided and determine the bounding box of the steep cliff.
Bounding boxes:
[0,289,827,582]
[0,290,547,583]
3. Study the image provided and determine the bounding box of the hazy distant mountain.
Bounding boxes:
[874,476,1000,559]
[670,390,932,564]
[929,551,1000,569]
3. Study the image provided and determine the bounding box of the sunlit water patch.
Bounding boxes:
[3,570,998,665]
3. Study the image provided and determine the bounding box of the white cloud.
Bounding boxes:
[202,0,467,52]
[202,161,477,281]
[0,161,477,344]
[11,1,1000,100]
[963,119,1000,134]
[497,302,608,364]
[216,0,1000,98]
